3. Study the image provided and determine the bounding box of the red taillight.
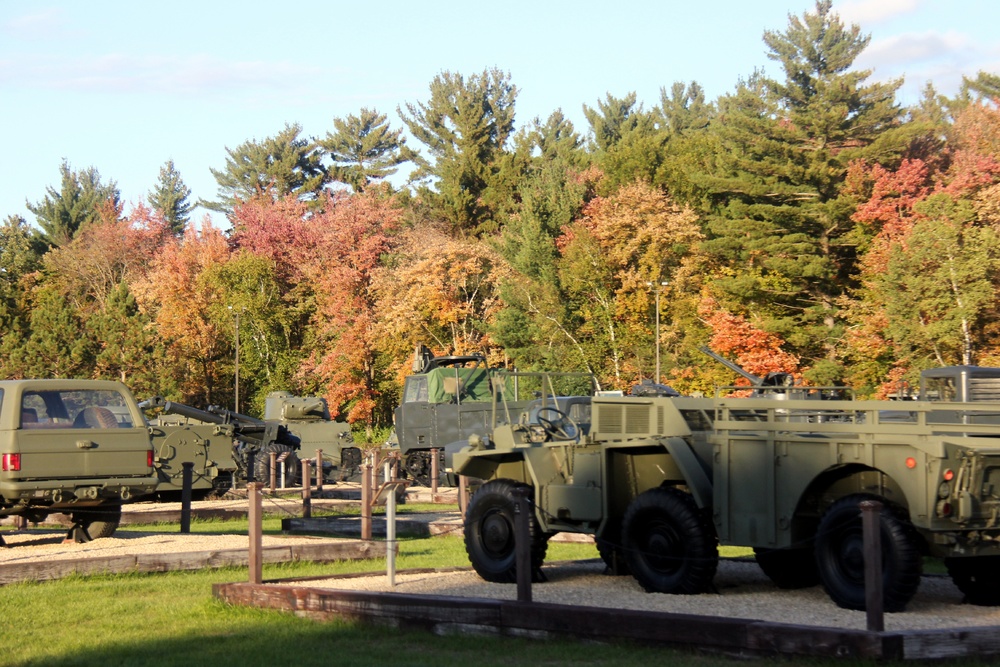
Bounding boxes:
[943,469,955,481]
[2,453,21,472]
[147,450,154,468]
[905,457,917,469]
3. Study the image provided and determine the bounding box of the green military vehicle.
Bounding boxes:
[392,345,596,486]
[454,368,1000,611]
[0,379,159,543]
[144,391,356,491]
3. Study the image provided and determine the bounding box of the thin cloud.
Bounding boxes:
[0,52,333,98]
[836,0,922,26]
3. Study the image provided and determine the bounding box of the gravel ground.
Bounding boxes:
[283,559,1000,632]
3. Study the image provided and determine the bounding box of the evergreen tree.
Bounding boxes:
[0,215,43,340]
[583,92,664,194]
[202,123,326,216]
[398,68,518,235]
[696,0,914,379]
[963,71,1000,102]
[27,161,120,247]
[89,282,173,397]
[2,285,93,378]
[319,108,413,192]
[148,159,193,234]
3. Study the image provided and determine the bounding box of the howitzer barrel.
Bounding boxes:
[207,405,265,427]
[144,397,228,425]
[699,346,763,385]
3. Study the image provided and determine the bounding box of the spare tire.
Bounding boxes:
[254,444,300,488]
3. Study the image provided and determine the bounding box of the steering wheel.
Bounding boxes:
[535,406,579,441]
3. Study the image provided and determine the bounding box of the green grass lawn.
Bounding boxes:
[1,516,874,667]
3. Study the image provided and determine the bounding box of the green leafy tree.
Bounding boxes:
[583,92,665,195]
[696,0,913,378]
[399,68,518,234]
[319,108,413,192]
[202,123,326,216]
[27,161,120,247]
[148,159,194,234]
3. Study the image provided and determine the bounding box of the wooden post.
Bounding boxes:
[247,482,263,584]
[361,455,372,540]
[180,462,194,534]
[430,447,439,500]
[513,486,532,603]
[860,499,884,632]
[269,451,277,494]
[316,448,323,493]
[301,459,312,519]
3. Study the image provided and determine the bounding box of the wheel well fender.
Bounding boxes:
[662,436,713,509]
[792,464,910,541]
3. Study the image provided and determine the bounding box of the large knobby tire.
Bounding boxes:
[621,487,718,594]
[945,556,1000,606]
[814,494,922,612]
[464,479,549,583]
[754,546,820,589]
[596,519,631,576]
[254,444,300,488]
[71,505,122,540]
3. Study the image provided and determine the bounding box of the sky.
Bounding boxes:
[1,0,998,230]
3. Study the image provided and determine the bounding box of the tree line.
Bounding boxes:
[3,1,1000,433]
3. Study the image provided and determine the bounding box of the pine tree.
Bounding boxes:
[696,0,914,378]
[3,285,93,378]
[27,161,120,247]
[398,68,518,235]
[202,123,326,216]
[319,108,413,192]
[148,160,193,234]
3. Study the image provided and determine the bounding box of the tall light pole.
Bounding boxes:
[647,282,669,383]
[229,306,241,413]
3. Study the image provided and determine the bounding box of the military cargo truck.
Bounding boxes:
[0,379,159,542]
[392,345,596,486]
[454,380,1000,611]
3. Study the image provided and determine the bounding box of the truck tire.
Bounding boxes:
[621,487,718,594]
[464,479,548,583]
[254,444,300,488]
[71,505,122,540]
[754,546,820,589]
[814,494,922,612]
[945,556,1000,605]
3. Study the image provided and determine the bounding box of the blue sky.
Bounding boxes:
[1,0,998,229]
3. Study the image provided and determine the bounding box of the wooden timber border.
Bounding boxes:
[0,540,382,585]
[213,575,1000,661]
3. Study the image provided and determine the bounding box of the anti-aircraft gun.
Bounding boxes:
[699,346,799,396]
[143,392,355,492]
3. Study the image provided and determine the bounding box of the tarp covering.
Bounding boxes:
[426,367,492,404]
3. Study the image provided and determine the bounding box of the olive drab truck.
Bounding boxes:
[0,379,159,543]
[392,345,598,486]
[453,366,1000,612]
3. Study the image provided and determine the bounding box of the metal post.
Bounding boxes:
[301,459,312,519]
[860,500,884,632]
[247,482,263,584]
[269,451,277,494]
[361,455,372,540]
[386,477,397,587]
[458,474,468,518]
[280,459,286,490]
[316,448,323,493]
[234,309,240,414]
[512,486,532,602]
[180,462,194,534]
[430,447,439,500]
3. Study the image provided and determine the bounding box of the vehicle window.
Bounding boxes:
[403,377,429,403]
[21,389,128,429]
[924,377,957,402]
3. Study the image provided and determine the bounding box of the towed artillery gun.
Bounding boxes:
[454,360,1000,611]
[143,392,356,493]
